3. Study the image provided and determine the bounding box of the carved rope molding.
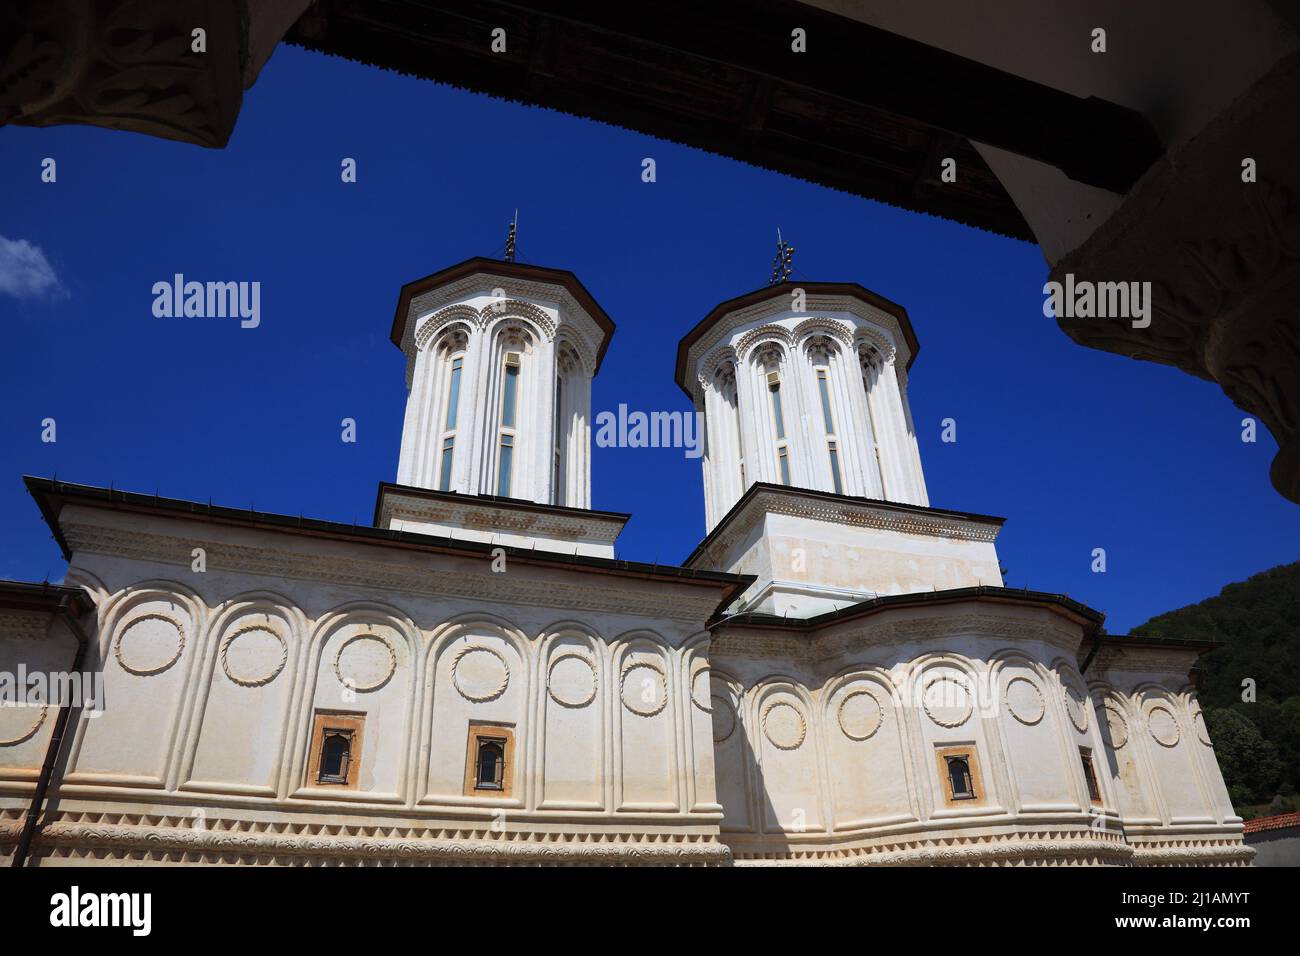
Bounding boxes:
[20,822,733,866]
[59,523,720,623]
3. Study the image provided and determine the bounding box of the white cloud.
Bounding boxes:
[0,234,65,300]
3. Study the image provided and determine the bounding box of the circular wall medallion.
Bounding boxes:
[334,632,396,693]
[762,700,807,750]
[620,661,667,717]
[1103,702,1129,749]
[1004,676,1046,726]
[452,645,510,702]
[838,689,884,741]
[690,663,712,712]
[221,624,287,687]
[1062,682,1090,733]
[115,613,185,676]
[1192,706,1212,746]
[0,704,47,747]
[923,676,973,728]
[547,652,597,708]
[711,695,736,743]
[1148,705,1181,747]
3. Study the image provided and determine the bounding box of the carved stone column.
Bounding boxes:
[1051,51,1300,504]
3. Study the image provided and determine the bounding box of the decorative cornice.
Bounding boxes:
[683,296,912,402]
[60,522,719,624]
[379,490,625,545]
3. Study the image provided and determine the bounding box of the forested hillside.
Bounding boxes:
[1132,561,1300,817]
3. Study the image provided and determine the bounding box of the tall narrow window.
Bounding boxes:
[817,368,835,433]
[497,434,514,496]
[768,371,786,440]
[497,351,521,497]
[445,355,463,429]
[817,366,844,494]
[1080,748,1102,804]
[501,352,520,428]
[439,436,455,492]
[553,375,563,502]
[436,350,465,492]
[768,368,790,484]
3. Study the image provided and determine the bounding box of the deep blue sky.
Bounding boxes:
[2,45,1296,631]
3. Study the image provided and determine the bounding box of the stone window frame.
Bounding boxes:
[463,721,516,798]
[1079,746,1103,806]
[934,744,985,807]
[306,710,366,790]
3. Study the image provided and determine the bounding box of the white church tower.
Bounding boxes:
[378,253,626,558]
[678,257,1003,617]
[678,274,929,531]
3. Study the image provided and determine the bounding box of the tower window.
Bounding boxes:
[307,712,365,789]
[463,723,515,797]
[439,436,455,492]
[553,375,564,503]
[497,434,514,496]
[500,352,520,428]
[445,355,463,430]
[778,445,791,485]
[828,440,843,494]
[816,368,835,434]
[768,371,786,440]
[1080,747,1102,804]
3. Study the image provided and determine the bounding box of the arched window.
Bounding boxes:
[759,348,790,485]
[319,732,351,783]
[476,739,505,790]
[809,338,844,495]
[497,349,522,496]
[945,755,975,800]
[717,363,744,489]
[858,342,887,496]
[439,351,465,491]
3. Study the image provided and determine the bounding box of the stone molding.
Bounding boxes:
[710,613,1081,664]
[59,522,720,624]
[10,820,731,866]
[378,490,625,545]
[684,295,912,402]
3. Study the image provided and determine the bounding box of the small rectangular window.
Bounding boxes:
[463,723,515,798]
[935,745,983,807]
[1080,747,1102,804]
[778,445,791,485]
[828,441,843,495]
[497,434,514,497]
[438,436,455,492]
[307,711,365,790]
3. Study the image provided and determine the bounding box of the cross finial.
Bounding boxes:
[504,209,518,262]
[769,228,794,284]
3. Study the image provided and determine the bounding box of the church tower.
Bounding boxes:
[678,275,1003,616]
[678,278,929,530]
[378,256,627,558]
